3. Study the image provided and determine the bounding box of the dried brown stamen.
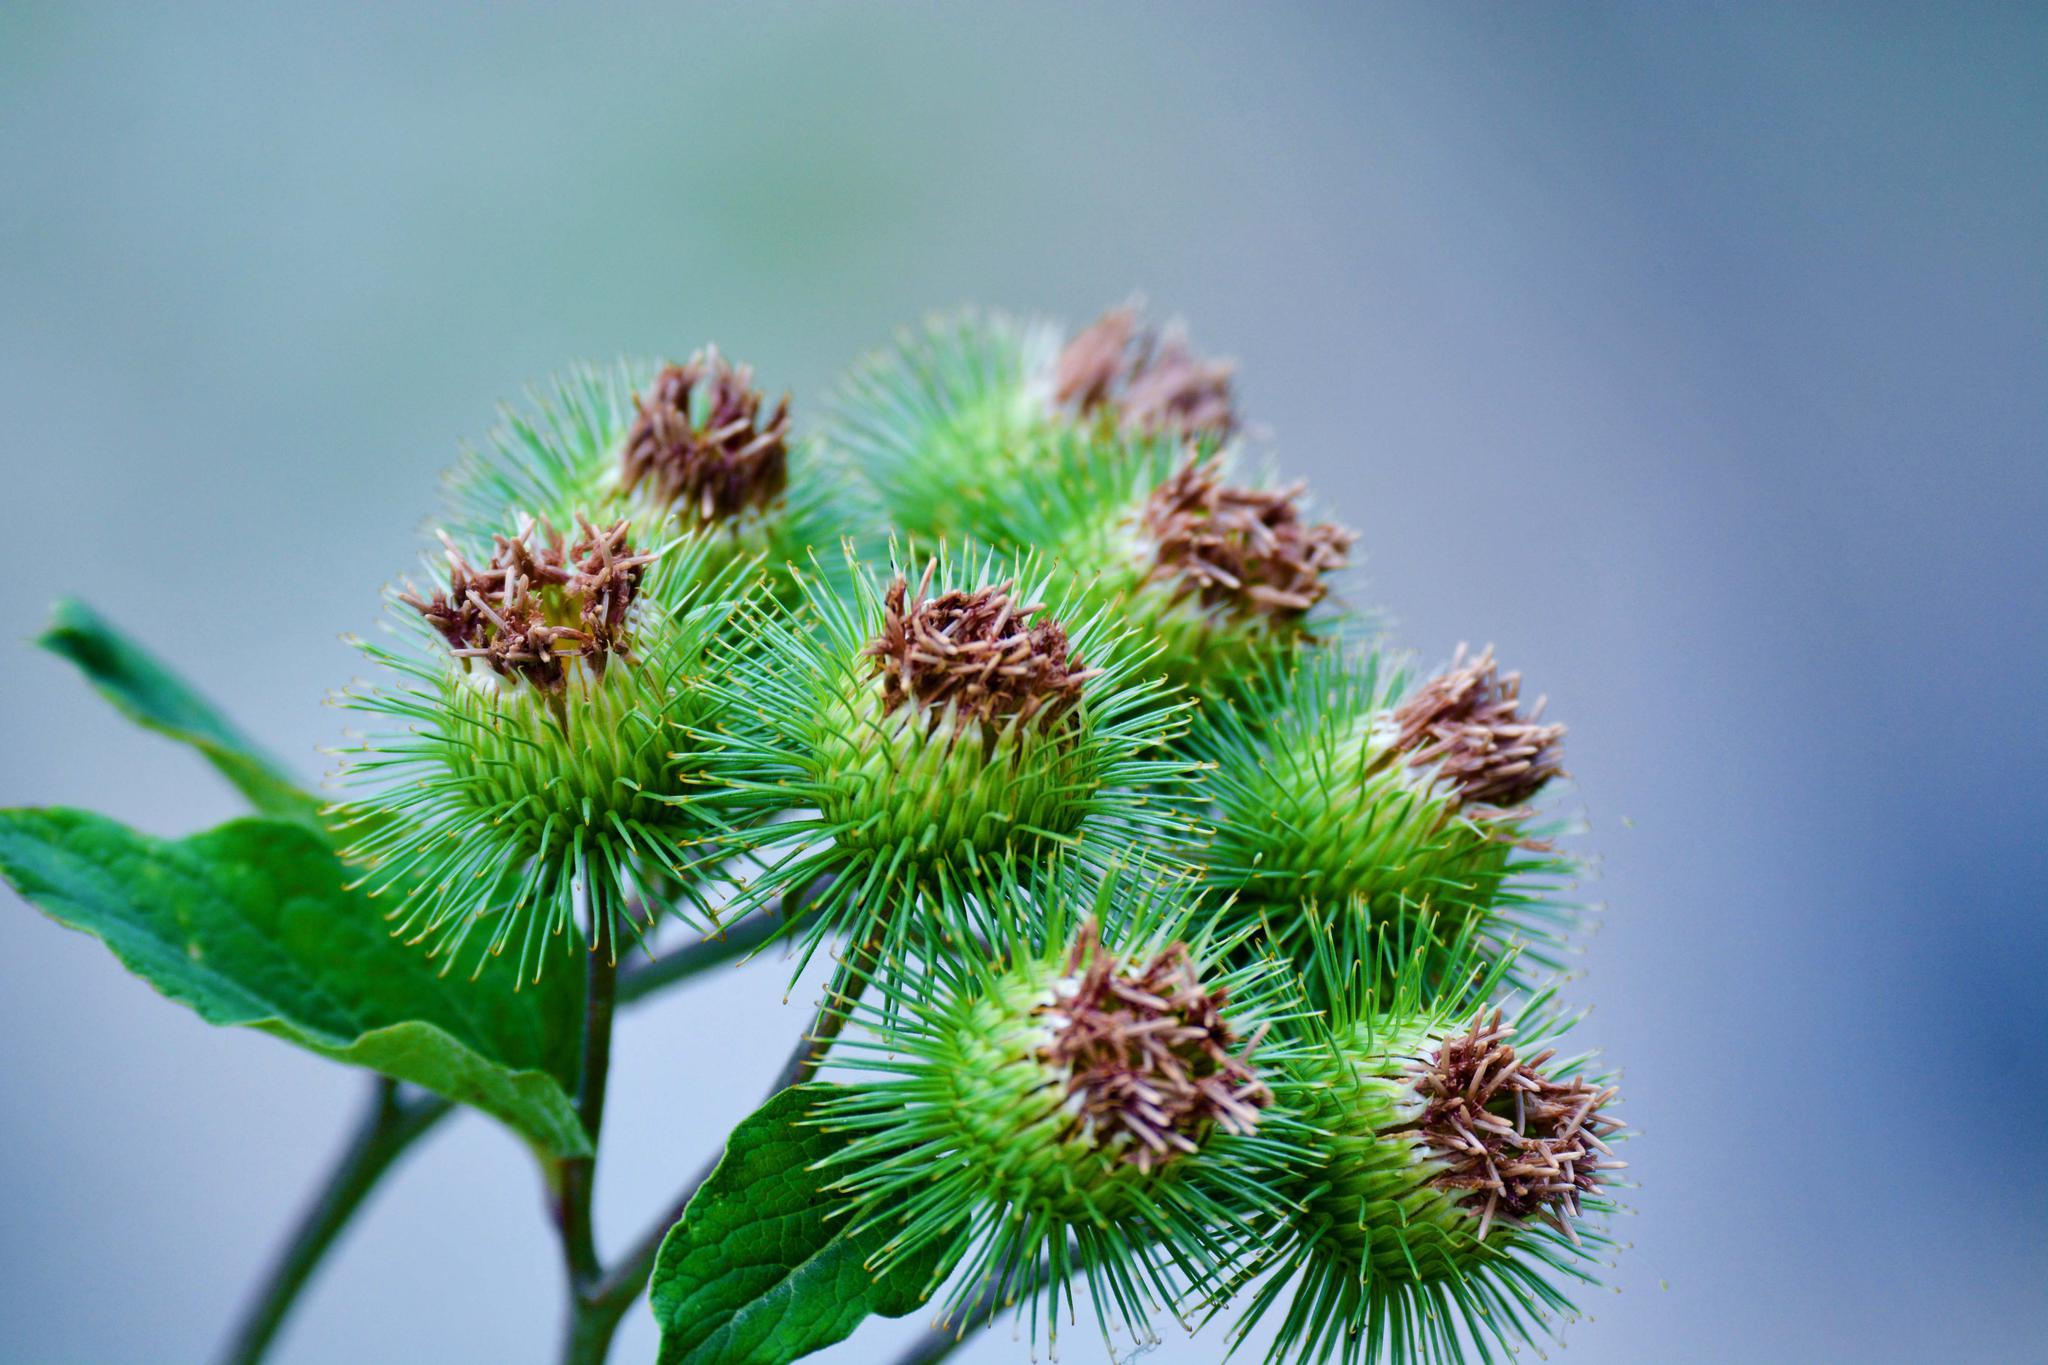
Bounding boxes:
[1410,1009,1620,1241]
[1138,457,1353,622]
[621,348,791,522]
[1035,920,1270,1173]
[1389,646,1566,811]
[400,516,654,691]
[863,565,1099,727]
[1052,306,1237,439]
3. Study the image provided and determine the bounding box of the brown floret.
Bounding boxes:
[864,564,1097,727]
[1410,1009,1621,1242]
[621,348,790,522]
[1035,920,1271,1172]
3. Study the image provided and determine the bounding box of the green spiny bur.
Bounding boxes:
[1230,925,1623,1365]
[815,877,1314,1354]
[333,524,756,981]
[1189,646,1580,999]
[706,544,1198,982]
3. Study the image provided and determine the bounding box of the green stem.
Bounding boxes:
[219,901,797,1365]
[215,1078,451,1365]
[616,910,782,1005]
[555,907,624,1365]
[579,935,879,1337]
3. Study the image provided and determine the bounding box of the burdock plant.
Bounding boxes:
[1189,644,1578,994]
[1,301,1631,1365]
[707,549,1195,982]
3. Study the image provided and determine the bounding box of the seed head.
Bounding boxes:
[863,564,1099,728]
[1139,457,1354,622]
[1391,645,1566,811]
[399,516,654,691]
[1054,306,1237,438]
[621,347,791,522]
[1412,1008,1621,1242]
[1038,920,1271,1173]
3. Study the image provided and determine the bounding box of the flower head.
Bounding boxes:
[1226,930,1626,1365]
[1187,646,1577,996]
[400,517,653,690]
[335,517,752,980]
[1039,920,1271,1172]
[829,305,1238,549]
[620,348,792,523]
[1411,1007,1618,1239]
[437,360,842,603]
[864,568,1095,728]
[818,888,1304,1351]
[985,436,1357,698]
[1055,306,1238,439]
[1139,456,1353,624]
[1389,645,1566,813]
[709,547,1196,982]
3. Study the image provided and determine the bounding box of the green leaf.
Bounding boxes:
[37,598,323,825]
[650,1084,944,1365]
[0,807,590,1156]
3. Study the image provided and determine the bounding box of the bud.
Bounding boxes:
[1189,646,1574,992]
[332,517,751,980]
[1234,943,1623,1365]
[1054,305,1238,439]
[991,438,1356,698]
[819,894,1301,1351]
[709,549,1196,973]
[439,358,839,599]
[828,305,1237,548]
[620,348,791,525]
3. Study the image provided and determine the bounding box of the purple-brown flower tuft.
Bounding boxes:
[1390,646,1566,811]
[1035,921,1272,1173]
[863,565,1098,727]
[621,348,791,522]
[1138,457,1354,622]
[400,517,655,691]
[1053,307,1237,439]
[1410,1009,1621,1242]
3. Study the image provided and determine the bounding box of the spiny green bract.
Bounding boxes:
[1186,646,1579,997]
[1229,927,1623,1365]
[705,546,1198,979]
[437,357,847,600]
[825,304,1243,551]
[824,311,1063,547]
[814,878,1311,1353]
[986,426,1357,701]
[331,526,753,982]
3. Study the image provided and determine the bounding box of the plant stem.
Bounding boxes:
[579,935,880,1341]
[616,911,782,1004]
[215,1078,451,1365]
[219,907,784,1365]
[555,906,625,1364]
[772,933,877,1091]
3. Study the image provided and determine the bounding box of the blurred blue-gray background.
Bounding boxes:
[3,4,2042,1362]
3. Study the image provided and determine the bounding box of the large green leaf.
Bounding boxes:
[0,807,591,1156]
[650,1084,944,1365]
[37,598,322,825]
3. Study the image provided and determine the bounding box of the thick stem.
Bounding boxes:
[215,1079,451,1365]
[771,935,876,1092]
[616,912,782,1005]
[554,904,625,1362]
[220,897,764,1365]
[582,937,879,1331]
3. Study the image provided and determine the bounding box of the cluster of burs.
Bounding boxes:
[339,306,1628,1365]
